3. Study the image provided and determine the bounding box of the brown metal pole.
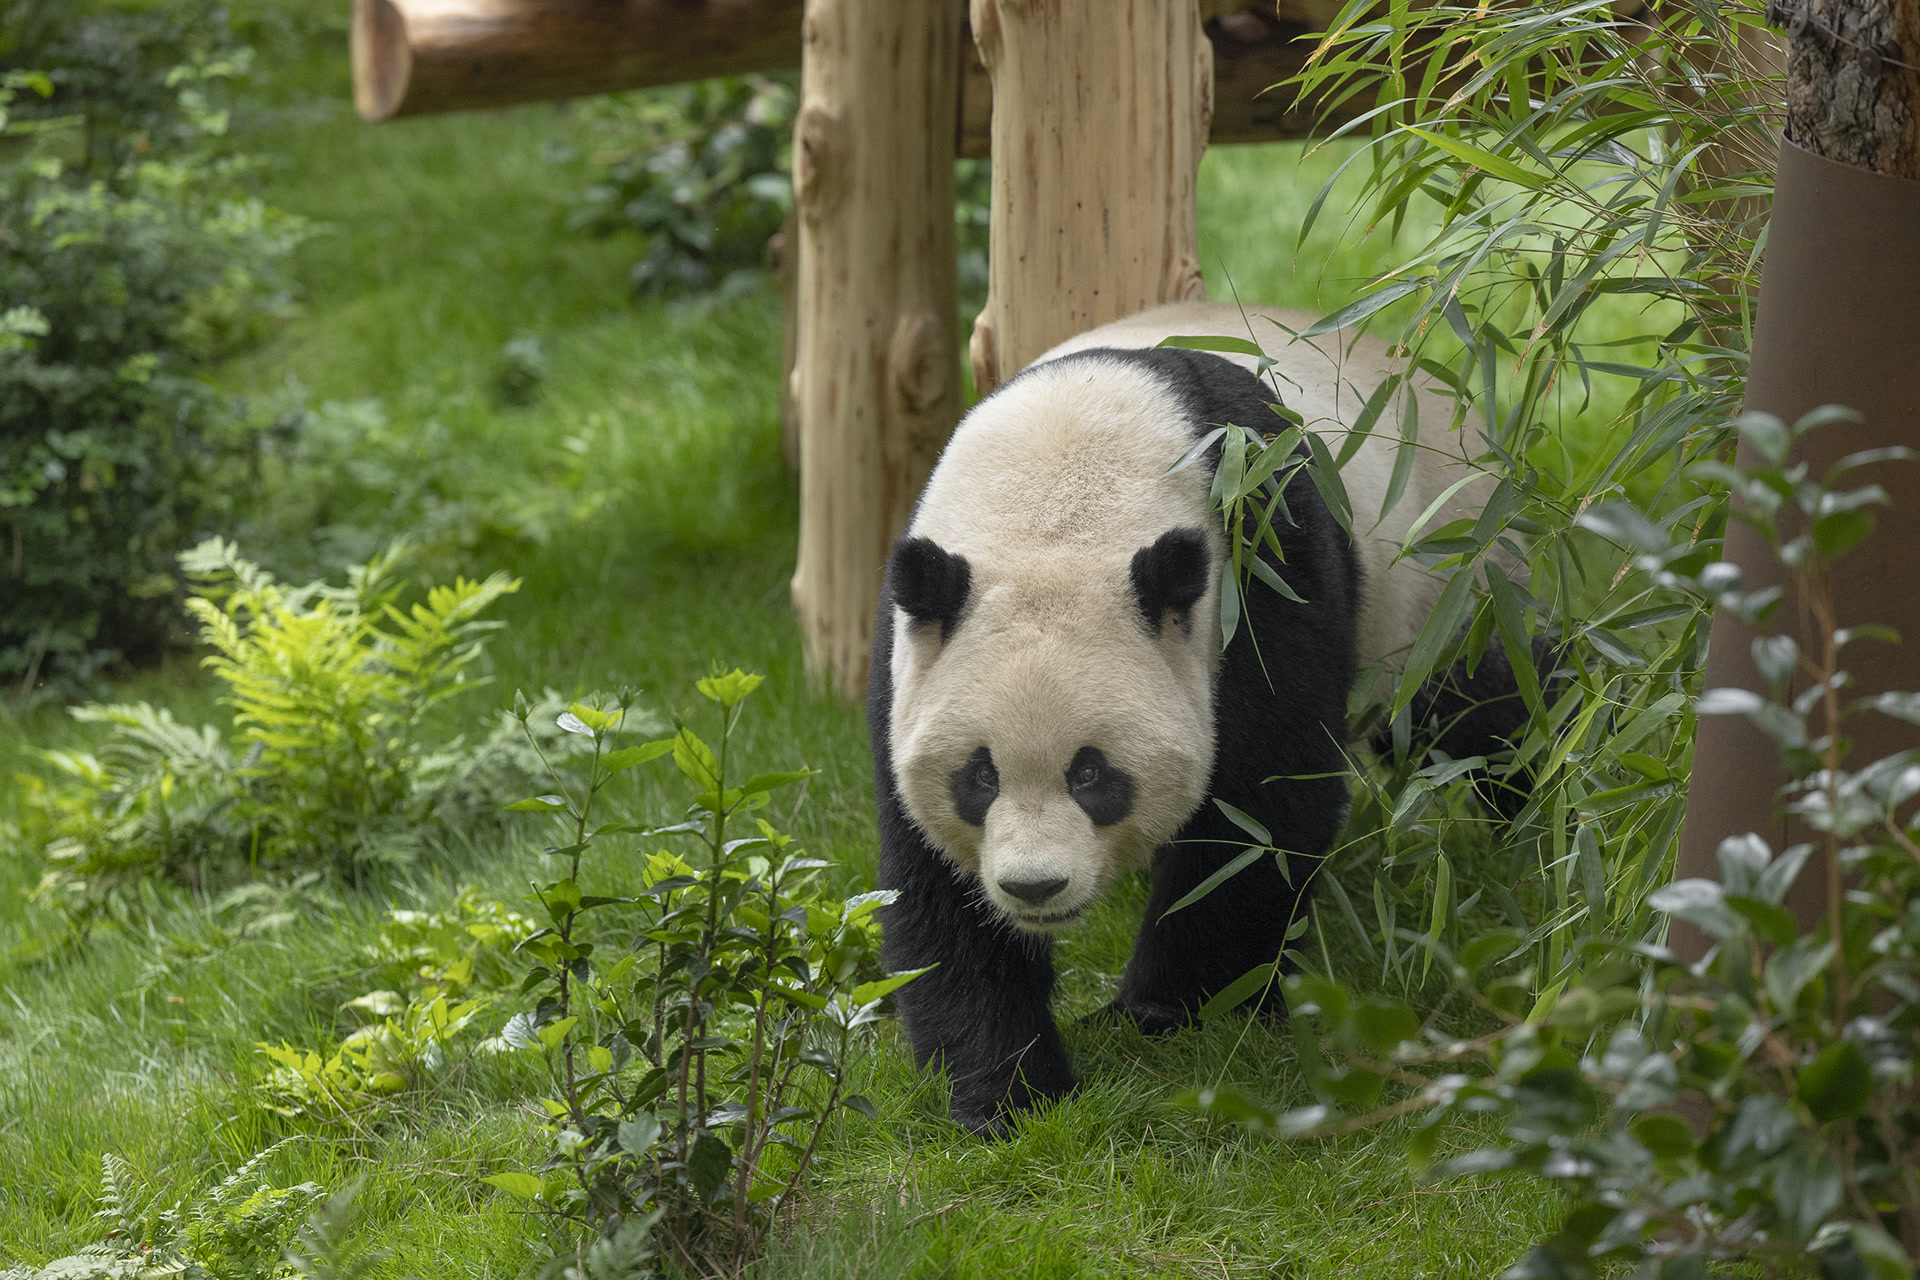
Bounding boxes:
[1672,0,1920,952]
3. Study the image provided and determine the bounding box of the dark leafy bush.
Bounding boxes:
[0,2,303,696]
[570,75,796,295]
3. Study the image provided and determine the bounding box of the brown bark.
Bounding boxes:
[349,0,806,122]
[1771,0,1920,172]
[1672,0,1920,955]
[352,0,1368,144]
[789,0,961,699]
[966,0,1213,395]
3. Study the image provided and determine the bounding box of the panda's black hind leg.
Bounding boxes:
[1394,634,1562,820]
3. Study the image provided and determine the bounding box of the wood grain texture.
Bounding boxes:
[790,0,962,698]
[352,0,1368,145]
[965,0,1212,395]
[350,0,806,122]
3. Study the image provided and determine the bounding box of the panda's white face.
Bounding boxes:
[886,358,1223,933]
[890,559,1218,931]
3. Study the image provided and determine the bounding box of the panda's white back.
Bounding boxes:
[1036,301,1491,670]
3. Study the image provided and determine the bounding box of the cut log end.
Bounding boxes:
[351,0,412,123]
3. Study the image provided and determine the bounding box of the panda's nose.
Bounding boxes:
[998,876,1068,904]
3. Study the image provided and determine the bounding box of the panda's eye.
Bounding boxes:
[974,759,998,789]
[1072,763,1100,789]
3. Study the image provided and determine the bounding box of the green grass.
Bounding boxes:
[0,14,1566,1277]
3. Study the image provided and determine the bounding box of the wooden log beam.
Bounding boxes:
[352,0,1367,144]
[789,0,962,698]
[966,0,1213,394]
[350,0,806,123]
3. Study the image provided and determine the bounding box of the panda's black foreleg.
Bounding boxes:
[876,800,1075,1135]
[1109,799,1323,1031]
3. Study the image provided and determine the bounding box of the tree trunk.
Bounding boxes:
[790,0,961,699]
[1673,0,1920,948]
[965,0,1213,394]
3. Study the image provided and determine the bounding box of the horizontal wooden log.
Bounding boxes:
[353,0,1368,143]
[350,0,807,123]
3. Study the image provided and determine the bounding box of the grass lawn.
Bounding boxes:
[0,13,1564,1277]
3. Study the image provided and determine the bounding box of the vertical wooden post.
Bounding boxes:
[791,0,962,698]
[967,0,1212,394]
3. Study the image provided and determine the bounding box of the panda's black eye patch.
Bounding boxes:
[1066,746,1133,827]
[950,746,998,826]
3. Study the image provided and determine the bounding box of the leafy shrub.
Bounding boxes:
[0,3,305,696]
[570,75,795,295]
[0,1142,329,1280]
[258,995,486,1122]
[1191,0,1782,1007]
[17,538,520,929]
[255,889,536,1122]
[376,886,539,1002]
[1190,409,1920,1280]
[485,672,924,1277]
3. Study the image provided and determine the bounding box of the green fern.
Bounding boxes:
[1,1142,324,1280]
[19,539,521,928]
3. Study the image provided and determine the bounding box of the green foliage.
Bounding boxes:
[254,888,536,1122]
[257,995,485,1122]
[570,75,795,295]
[1190,410,1920,1280]
[489,671,923,1277]
[0,2,305,696]
[17,539,519,928]
[0,1143,328,1280]
[375,885,539,1003]
[1182,0,1786,1005]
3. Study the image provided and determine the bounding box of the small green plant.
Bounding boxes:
[17,538,519,930]
[376,886,539,1002]
[0,1143,327,1280]
[485,670,926,1278]
[1188,408,1920,1280]
[254,889,536,1123]
[258,994,485,1122]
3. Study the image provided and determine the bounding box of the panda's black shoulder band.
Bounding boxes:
[1130,527,1211,634]
[888,536,972,640]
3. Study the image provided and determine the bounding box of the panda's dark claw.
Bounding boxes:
[1097,997,1193,1037]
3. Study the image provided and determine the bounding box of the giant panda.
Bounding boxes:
[867,301,1526,1134]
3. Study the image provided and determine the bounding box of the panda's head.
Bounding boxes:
[883,355,1226,934]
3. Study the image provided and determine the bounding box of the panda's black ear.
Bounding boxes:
[888,537,972,640]
[1130,527,1210,633]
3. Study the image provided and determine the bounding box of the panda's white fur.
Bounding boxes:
[1035,302,1488,668]
[888,301,1486,932]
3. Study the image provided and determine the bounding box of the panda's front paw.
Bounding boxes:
[1100,996,1194,1037]
[947,1064,1075,1139]
[950,1099,1016,1139]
